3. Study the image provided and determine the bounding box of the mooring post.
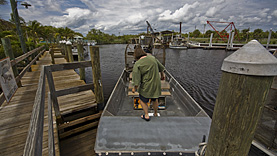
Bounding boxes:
[90,46,104,111]
[205,40,277,156]
[230,31,235,48]
[209,33,213,47]
[61,41,66,55]
[77,42,85,80]
[1,37,22,87]
[50,47,55,64]
[266,28,272,49]
[227,31,231,49]
[66,41,74,62]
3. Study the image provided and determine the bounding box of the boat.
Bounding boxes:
[187,41,203,48]
[94,34,211,155]
[72,44,89,58]
[169,35,188,50]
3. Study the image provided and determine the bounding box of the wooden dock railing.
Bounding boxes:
[0,37,46,106]
[22,44,104,155]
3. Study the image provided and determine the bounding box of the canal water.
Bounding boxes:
[81,44,233,117]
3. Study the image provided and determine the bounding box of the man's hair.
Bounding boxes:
[134,46,147,60]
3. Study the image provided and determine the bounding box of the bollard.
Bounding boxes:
[77,43,85,80]
[206,40,277,156]
[66,41,74,62]
[90,46,104,111]
[1,37,22,87]
[266,28,272,49]
[209,33,213,47]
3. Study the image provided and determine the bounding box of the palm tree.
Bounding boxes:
[27,20,41,44]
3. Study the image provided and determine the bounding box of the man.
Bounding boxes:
[132,47,165,121]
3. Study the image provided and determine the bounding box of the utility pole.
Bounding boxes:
[203,24,206,38]
[10,0,27,54]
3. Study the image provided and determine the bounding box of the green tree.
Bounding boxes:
[0,0,7,5]
[192,29,201,38]
[253,28,263,40]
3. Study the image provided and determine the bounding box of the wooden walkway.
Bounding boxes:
[0,49,98,156]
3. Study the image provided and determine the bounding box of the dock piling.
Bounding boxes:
[209,33,213,47]
[90,46,104,111]
[206,40,277,156]
[66,41,74,62]
[77,42,85,80]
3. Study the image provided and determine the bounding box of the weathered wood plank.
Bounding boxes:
[11,46,44,66]
[50,61,91,72]
[59,121,99,139]
[55,83,93,97]
[23,68,45,156]
[58,112,101,130]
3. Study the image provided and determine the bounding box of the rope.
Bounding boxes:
[195,142,207,156]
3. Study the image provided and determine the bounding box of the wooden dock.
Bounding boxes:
[0,44,100,156]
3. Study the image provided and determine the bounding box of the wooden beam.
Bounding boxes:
[77,43,85,80]
[45,66,63,123]
[49,61,91,72]
[23,67,46,156]
[15,49,45,84]
[11,46,44,66]
[90,46,104,110]
[59,121,99,139]
[48,92,55,156]
[58,112,101,130]
[55,83,93,97]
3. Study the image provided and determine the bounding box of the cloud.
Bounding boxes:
[205,7,218,17]
[51,7,92,28]
[272,10,277,17]
[158,2,200,23]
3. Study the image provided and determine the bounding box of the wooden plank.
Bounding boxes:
[48,93,55,156]
[59,121,99,139]
[58,112,101,130]
[50,61,91,72]
[128,80,170,90]
[53,55,65,58]
[55,83,93,97]
[128,91,171,96]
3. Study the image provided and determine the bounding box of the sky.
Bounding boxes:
[1,0,277,36]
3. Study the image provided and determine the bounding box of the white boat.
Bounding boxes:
[169,35,187,50]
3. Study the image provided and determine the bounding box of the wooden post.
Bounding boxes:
[1,37,22,87]
[77,43,85,80]
[90,46,104,111]
[206,40,277,156]
[66,41,74,62]
[50,48,55,64]
[209,33,213,47]
[64,42,69,62]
